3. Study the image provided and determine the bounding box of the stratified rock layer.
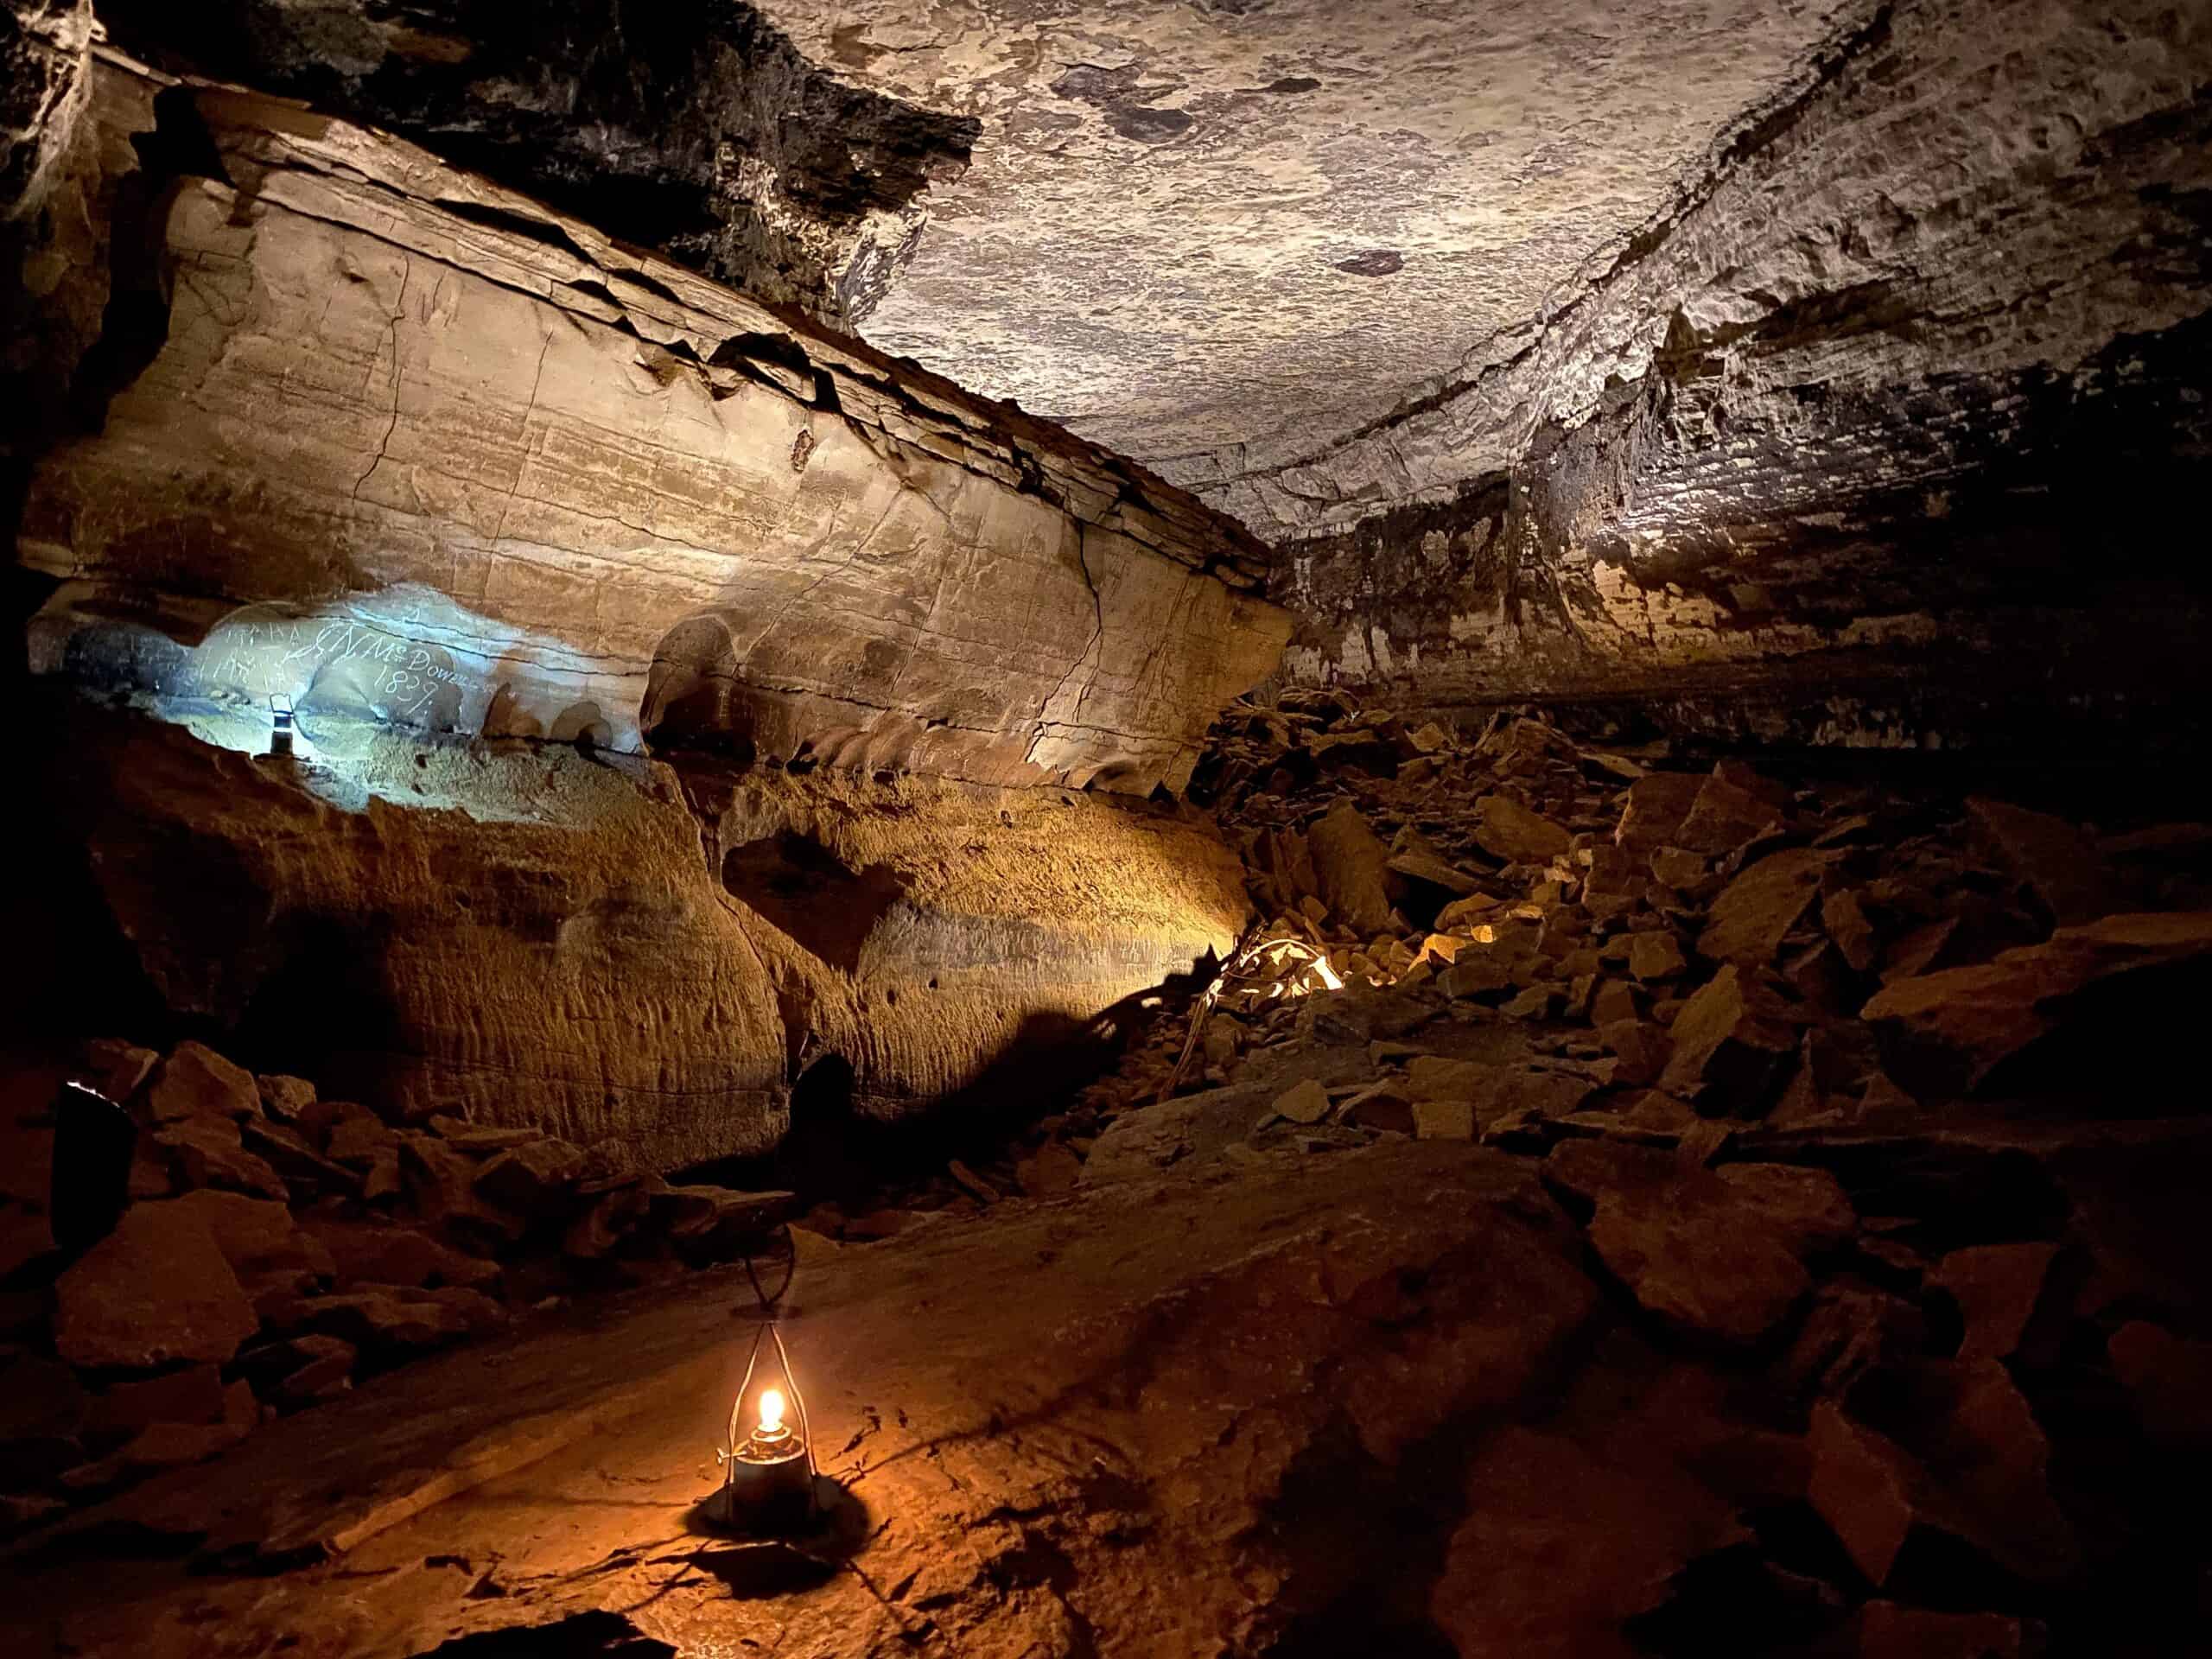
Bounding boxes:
[16,56,1287,798]
[54,703,1249,1166]
[1223,0,2211,751]
[90,0,981,326]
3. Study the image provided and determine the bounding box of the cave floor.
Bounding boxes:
[15,1099,2210,1659]
[8,1137,1603,1659]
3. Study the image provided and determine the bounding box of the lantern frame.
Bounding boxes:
[716,1320,817,1529]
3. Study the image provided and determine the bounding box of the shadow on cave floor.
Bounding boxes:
[675,968,1212,1215]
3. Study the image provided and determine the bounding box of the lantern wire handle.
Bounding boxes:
[722,1224,816,1490]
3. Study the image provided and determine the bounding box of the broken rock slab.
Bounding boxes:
[1861,910,2212,1096]
[54,1201,260,1369]
[1660,965,1801,1113]
[1306,798,1396,933]
[1699,848,1832,967]
[1546,1141,1849,1345]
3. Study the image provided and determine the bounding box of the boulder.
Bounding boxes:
[1808,1362,2076,1590]
[1779,1278,1928,1402]
[302,1219,502,1293]
[163,1189,334,1292]
[81,1040,160,1105]
[1713,1163,1857,1255]
[1432,1425,1746,1656]
[1546,1141,1820,1344]
[655,1185,798,1258]
[2107,1320,2212,1447]
[1967,796,2119,926]
[1821,887,1880,973]
[1269,1078,1332,1125]
[142,1042,261,1125]
[473,1138,589,1219]
[1861,910,2212,1096]
[1306,798,1396,932]
[54,1201,259,1368]
[154,1116,288,1201]
[1659,966,1799,1112]
[563,1182,658,1261]
[1628,931,1687,982]
[1931,1243,2063,1363]
[238,1116,353,1192]
[401,1134,526,1247]
[1617,774,1706,855]
[255,1075,316,1121]
[1698,848,1831,966]
[1471,795,1572,864]
[1674,776,1780,855]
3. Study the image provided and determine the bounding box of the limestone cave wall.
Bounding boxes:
[2,35,1284,1160]
[1191,0,2212,750]
[10,49,1286,798]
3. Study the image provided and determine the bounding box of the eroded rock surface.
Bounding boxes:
[92,0,981,326]
[52,703,1249,1162]
[1235,0,2212,753]
[15,55,1285,798]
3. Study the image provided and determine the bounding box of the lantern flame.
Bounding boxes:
[758,1388,786,1434]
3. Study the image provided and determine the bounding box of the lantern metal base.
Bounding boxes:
[711,1446,817,1535]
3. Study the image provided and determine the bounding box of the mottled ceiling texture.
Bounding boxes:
[776,0,1860,469]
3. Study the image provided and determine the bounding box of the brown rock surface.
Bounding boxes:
[1306,798,1396,933]
[17,63,1285,798]
[1471,794,1573,864]
[1967,796,2120,926]
[54,1203,259,1369]
[1699,848,1832,967]
[143,1043,260,1126]
[55,707,1250,1166]
[1660,965,1800,1110]
[1861,911,2212,1096]
[1548,1141,1821,1344]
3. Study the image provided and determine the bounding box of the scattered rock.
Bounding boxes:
[1629,931,1687,982]
[1967,796,2120,926]
[1270,1077,1332,1124]
[1660,966,1799,1111]
[1307,798,1396,931]
[1699,848,1830,966]
[1861,910,2212,1096]
[54,1203,259,1369]
[1471,794,1572,864]
[473,1138,588,1219]
[142,1042,261,1126]
[2107,1320,2212,1447]
[1932,1243,2063,1363]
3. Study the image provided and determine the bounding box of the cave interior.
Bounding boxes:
[2,3,2209,1656]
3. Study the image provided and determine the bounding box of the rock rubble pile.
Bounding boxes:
[0,1041,791,1530]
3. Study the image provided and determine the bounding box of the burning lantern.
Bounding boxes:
[715,1321,817,1531]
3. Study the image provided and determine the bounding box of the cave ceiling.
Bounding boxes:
[92,0,1866,480]
[773,0,1861,472]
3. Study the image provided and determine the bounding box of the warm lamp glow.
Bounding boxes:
[1313,957,1345,991]
[757,1388,786,1434]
